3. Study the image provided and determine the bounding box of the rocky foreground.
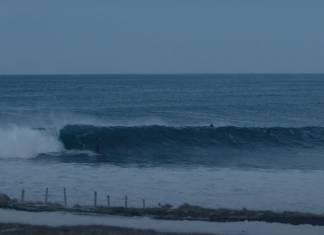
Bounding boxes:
[1,193,324,235]
[1,201,324,226]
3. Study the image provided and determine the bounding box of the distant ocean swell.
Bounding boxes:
[1,125,323,159]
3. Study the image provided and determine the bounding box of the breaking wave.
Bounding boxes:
[1,124,324,159]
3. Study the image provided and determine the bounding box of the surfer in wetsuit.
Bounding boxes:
[266,129,270,134]
[210,123,213,128]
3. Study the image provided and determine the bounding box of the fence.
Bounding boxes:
[18,188,147,209]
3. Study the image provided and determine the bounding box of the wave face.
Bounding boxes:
[2,124,324,167]
[55,124,324,169]
[60,125,324,151]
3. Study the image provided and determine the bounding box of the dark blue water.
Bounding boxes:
[2,74,324,212]
[1,74,324,169]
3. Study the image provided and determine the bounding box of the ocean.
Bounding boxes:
[1,74,324,212]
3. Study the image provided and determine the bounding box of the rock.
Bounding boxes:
[129,210,141,216]
[161,204,173,209]
[0,194,11,202]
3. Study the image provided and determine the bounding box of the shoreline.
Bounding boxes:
[1,208,324,235]
[1,201,324,226]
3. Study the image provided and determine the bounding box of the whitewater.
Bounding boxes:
[1,74,324,213]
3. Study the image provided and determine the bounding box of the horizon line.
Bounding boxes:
[1,72,324,76]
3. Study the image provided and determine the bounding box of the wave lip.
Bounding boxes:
[0,126,63,159]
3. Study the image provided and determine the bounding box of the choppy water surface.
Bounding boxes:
[1,74,324,212]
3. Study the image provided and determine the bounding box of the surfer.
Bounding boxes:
[266,129,271,134]
[95,146,101,153]
[210,123,213,128]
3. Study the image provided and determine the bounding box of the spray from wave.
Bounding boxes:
[0,125,63,159]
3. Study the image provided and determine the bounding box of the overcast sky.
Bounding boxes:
[0,0,323,74]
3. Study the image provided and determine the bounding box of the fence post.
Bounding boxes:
[45,188,48,203]
[143,199,145,209]
[94,191,97,207]
[125,195,127,208]
[63,187,67,206]
[107,195,110,208]
[21,190,25,202]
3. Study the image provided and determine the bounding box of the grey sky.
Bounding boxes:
[0,0,323,74]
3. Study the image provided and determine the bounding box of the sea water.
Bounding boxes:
[0,74,324,212]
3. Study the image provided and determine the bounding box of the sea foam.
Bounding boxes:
[0,125,63,159]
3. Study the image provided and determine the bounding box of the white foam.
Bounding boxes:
[0,125,63,159]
